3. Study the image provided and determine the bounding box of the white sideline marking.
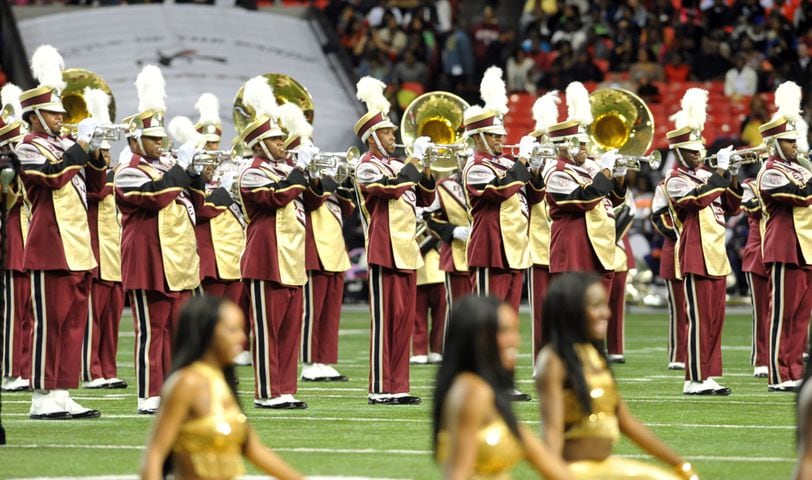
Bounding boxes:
[2,444,795,464]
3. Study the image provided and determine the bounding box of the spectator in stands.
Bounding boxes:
[630,48,664,84]
[569,50,604,84]
[441,22,475,94]
[546,40,577,90]
[724,54,758,98]
[405,15,435,65]
[471,6,504,76]
[506,47,537,94]
[340,17,370,65]
[733,0,767,24]
[663,52,691,83]
[357,49,394,84]
[394,50,429,88]
[704,0,735,31]
[609,37,636,72]
[637,77,660,103]
[739,95,770,147]
[374,12,409,60]
[691,37,731,81]
[550,15,586,52]
[367,1,404,29]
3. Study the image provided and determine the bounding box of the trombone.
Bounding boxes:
[308,147,360,183]
[706,145,767,169]
[614,150,662,171]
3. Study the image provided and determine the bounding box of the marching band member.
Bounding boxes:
[0,84,32,393]
[651,180,687,370]
[462,67,532,401]
[238,77,323,409]
[81,88,126,390]
[115,65,203,414]
[607,188,635,364]
[740,178,769,378]
[411,215,447,365]
[756,81,812,392]
[278,102,351,383]
[544,81,622,293]
[353,76,434,405]
[193,94,251,366]
[526,90,559,364]
[664,88,741,395]
[16,46,105,419]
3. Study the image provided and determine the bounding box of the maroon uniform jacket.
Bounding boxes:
[4,183,28,273]
[651,181,678,281]
[115,154,205,292]
[16,132,105,272]
[355,152,435,270]
[464,151,531,270]
[741,179,768,277]
[427,174,470,274]
[757,157,812,268]
[304,178,352,272]
[544,157,622,274]
[195,187,239,281]
[665,164,741,278]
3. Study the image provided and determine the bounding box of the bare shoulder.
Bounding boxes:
[446,372,494,412]
[161,366,208,402]
[535,346,565,383]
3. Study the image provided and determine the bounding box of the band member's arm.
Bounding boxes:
[302,176,338,212]
[336,179,356,216]
[665,171,729,210]
[84,149,108,194]
[427,215,457,244]
[16,142,89,189]
[721,179,743,215]
[740,182,760,214]
[115,164,190,210]
[420,235,440,256]
[614,204,634,239]
[526,174,545,205]
[356,162,420,200]
[239,167,308,208]
[609,178,628,207]
[651,208,677,242]
[87,170,115,202]
[759,169,812,207]
[194,187,233,223]
[416,171,436,206]
[465,161,531,203]
[544,170,613,212]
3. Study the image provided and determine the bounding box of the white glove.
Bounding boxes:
[613,166,628,178]
[219,171,236,193]
[715,145,734,170]
[452,226,470,241]
[175,141,196,170]
[76,118,100,145]
[411,136,432,160]
[295,145,319,171]
[598,149,619,171]
[518,135,537,159]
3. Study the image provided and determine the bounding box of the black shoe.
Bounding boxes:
[30,411,72,420]
[325,375,349,382]
[684,387,732,396]
[70,409,101,419]
[768,385,800,393]
[137,408,157,415]
[301,376,329,382]
[510,392,532,402]
[368,395,422,405]
[269,401,308,409]
[105,379,128,389]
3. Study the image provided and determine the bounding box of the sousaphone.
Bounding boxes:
[587,88,654,156]
[400,91,470,173]
[232,73,314,133]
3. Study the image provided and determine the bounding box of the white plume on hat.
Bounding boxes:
[356,76,390,114]
[798,118,809,151]
[243,76,278,119]
[168,116,204,146]
[278,102,313,140]
[1,83,23,120]
[565,82,592,126]
[195,93,221,125]
[30,45,66,92]
[773,81,802,124]
[532,90,560,133]
[480,66,508,116]
[117,144,132,167]
[84,87,112,125]
[671,88,708,130]
[135,65,167,113]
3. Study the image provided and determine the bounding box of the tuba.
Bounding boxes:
[587,88,655,161]
[60,68,118,137]
[232,73,314,134]
[400,91,470,174]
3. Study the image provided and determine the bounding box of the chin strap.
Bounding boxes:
[675,149,687,168]
[34,110,55,137]
[773,139,788,162]
[478,133,494,156]
[371,131,388,158]
[259,141,274,162]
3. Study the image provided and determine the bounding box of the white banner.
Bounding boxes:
[18,5,361,150]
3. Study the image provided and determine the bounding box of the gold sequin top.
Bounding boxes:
[562,343,620,443]
[173,362,248,479]
[436,418,525,479]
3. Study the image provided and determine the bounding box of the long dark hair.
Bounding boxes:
[432,296,521,451]
[163,296,242,477]
[540,272,608,416]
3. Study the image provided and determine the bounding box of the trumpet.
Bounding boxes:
[614,150,662,171]
[308,147,360,183]
[503,137,581,168]
[706,145,767,169]
[395,142,470,172]
[164,149,233,168]
[62,123,130,142]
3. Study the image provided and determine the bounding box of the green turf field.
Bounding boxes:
[0,307,798,479]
